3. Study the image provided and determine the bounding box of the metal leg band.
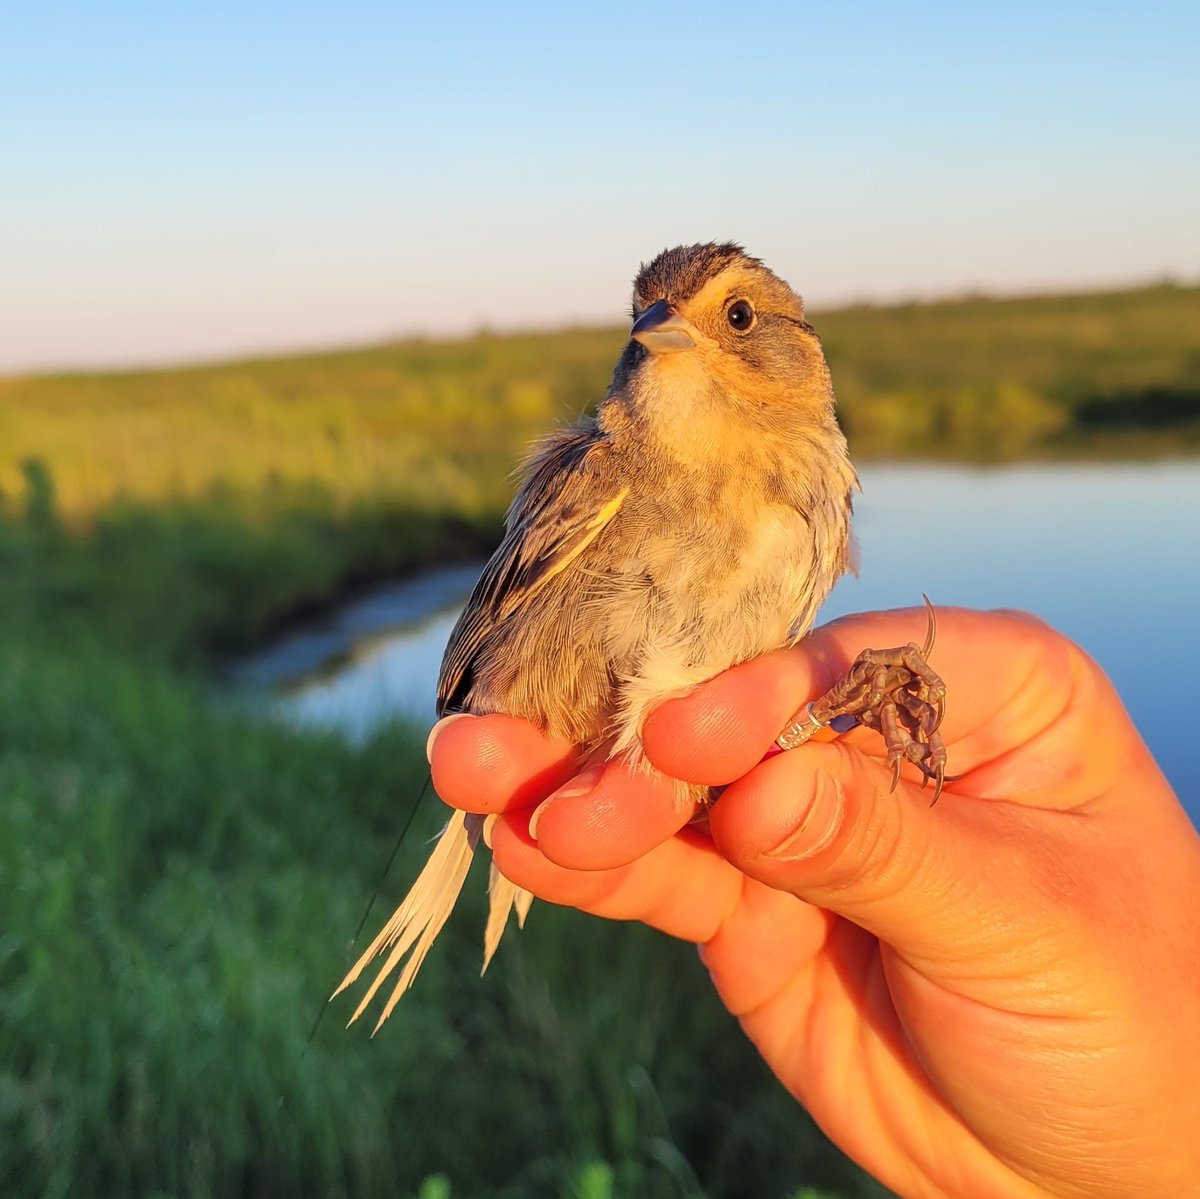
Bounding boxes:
[775,702,826,751]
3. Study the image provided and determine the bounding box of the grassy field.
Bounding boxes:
[1,283,1198,1197]
[2,283,1197,527]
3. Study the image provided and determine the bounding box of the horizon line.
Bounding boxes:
[4,272,1196,382]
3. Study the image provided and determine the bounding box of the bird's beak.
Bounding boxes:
[631,299,699,354]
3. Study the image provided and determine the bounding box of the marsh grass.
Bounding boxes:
[1,285,1198,527]
[820,284,1200,457]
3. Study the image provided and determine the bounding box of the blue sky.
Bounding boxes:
[2,1,1197,371]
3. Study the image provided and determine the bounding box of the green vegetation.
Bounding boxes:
[1,282,1196,1197]
[0,328,619,527]
[2,284,1198,527]
[819,283,1200,457]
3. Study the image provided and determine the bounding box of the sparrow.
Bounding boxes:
[335,243,946,1031]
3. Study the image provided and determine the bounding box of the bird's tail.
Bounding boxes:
[483,857,534,974]
[332,809,482,1033]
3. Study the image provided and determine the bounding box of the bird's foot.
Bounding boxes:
[776,597,949,802]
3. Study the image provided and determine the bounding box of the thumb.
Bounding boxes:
[709,739,1042,970]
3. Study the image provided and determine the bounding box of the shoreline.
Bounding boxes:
[215,443,1200,676]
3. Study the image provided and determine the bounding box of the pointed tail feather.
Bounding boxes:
[482,863,535,974]
[513,886,534,929]
[332,809,483,1031]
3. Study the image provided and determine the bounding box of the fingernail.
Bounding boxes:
[425,713,472,763]
[763,769,845,861]
[481,812,498,850]
[526,800,551,841]
[528,762,605,841]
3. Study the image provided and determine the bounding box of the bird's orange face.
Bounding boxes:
[622,248,831,426]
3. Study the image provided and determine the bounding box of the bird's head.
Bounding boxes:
[614,243,833,427]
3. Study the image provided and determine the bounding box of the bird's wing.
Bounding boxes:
[437,422,626,715]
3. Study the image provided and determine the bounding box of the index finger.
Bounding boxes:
[429,711,699,869]
[428,713,577,814]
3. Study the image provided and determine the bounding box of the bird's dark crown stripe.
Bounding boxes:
[634,242,758,307]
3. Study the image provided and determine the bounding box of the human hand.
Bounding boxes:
[427,608,1200,1199]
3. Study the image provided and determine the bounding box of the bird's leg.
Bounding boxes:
[776,598,949,801]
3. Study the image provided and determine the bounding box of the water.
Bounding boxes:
[236,461,1200,818]
[229,559,486,738]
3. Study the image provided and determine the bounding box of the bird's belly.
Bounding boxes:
[466,500,844,771]
[606,503,828,761]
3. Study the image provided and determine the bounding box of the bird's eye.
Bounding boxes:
[726,300,755,331]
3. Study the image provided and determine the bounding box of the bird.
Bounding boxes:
[334,243,946,1031]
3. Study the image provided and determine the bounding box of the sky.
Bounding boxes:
[2,1,1198,373]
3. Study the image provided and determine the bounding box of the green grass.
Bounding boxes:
[0,328,619,526]
[1,472,494,667]
[2,284,1198,526]
[818,283,1200,457]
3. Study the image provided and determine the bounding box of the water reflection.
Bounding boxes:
[238,461,1200,818]
[230,561,484,739]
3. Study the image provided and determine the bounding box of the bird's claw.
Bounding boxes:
[781,597,950,801]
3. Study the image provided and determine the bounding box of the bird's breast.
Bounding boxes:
[614,491,820,654]
[602,483,840,769]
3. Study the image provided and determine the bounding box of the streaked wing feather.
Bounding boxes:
[437,422,624,714]
[334,425,624,1028]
